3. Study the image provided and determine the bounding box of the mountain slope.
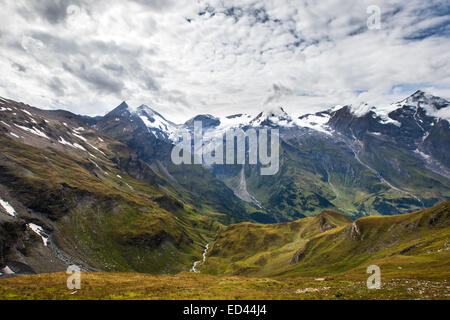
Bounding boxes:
[202,201,450,278]
[0,98,221,275]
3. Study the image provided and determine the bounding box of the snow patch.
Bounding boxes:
[0,198,16,217]
[86,142,106,156]
[22,109,33,116]
[1,266,14,275]
[125,183,134,191]
[58,137,87,151]
[14,124,49,139]
[378,114,401,127]
[73,143,86,151]
[295,113,332,135]
[27,223,49,246]
[250,107,294,127]
[72,132,87,142]
[350,103,374,117]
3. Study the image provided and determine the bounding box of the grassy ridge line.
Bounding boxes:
[202,202,450,278]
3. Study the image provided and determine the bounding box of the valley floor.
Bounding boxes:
[0,271,448,300]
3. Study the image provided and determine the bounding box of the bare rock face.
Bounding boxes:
[291,244,307,264]
[350,222,361,241]
[0,217,26,269]
[319,215,337,232]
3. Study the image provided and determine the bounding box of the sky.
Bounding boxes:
[0,0,449,123]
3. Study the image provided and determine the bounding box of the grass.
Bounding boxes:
[0,269,448,300]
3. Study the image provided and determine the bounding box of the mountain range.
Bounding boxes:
[97,90,450,221]
[0,90,449,277]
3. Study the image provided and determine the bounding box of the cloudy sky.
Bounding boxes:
[0,0,449,123]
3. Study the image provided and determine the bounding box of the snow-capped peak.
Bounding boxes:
[250,107,293,127]
[103,91,448,142]
[393,90,450,121]
[134,104,179,140]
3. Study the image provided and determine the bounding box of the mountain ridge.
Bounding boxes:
[94,90,449,138]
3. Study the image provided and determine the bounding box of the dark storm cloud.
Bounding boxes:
[402,1,450,40]
[30,31,80,54]
[63,62,124,94]
[19,0,84,24]
[144,77,160,91]
[130,0,175,11]
[265,84,294,105]
[12,62,26,72]
[102,63,125,75]
[405,21,450,40]
[48,77,66,96]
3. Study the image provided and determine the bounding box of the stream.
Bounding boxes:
[190,244,210,273]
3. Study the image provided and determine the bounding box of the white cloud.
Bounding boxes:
[0,0,448,123]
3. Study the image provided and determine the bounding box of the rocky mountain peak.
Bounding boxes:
[105,101,131,118]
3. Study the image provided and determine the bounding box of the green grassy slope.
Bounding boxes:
[202,202,450,278]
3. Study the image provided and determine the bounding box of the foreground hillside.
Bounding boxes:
[1,202,449,300]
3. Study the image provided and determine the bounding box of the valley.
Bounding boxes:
[0,91,449,300]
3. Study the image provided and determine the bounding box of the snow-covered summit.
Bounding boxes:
[393,90,450,121]
[108,91,449,142]
[135,104,179,139]
[250,107,294,127]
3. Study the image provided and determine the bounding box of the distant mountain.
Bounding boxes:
[2,91,449,223]
[95,101,251,224]
[177,91,449,220]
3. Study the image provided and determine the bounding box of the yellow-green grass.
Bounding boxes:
[0,268,448,300]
